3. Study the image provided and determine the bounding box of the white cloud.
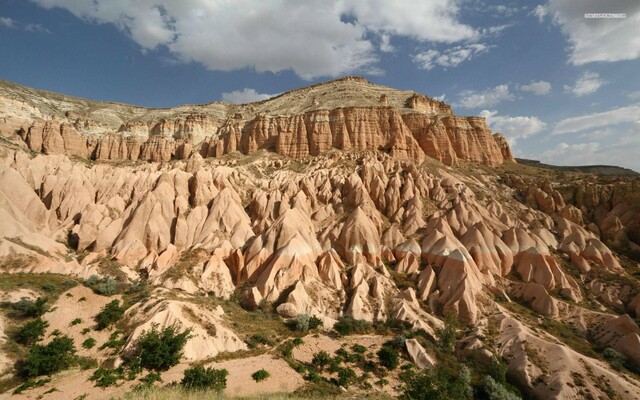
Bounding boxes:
[628,91,640,100]
[530,5,548,23]
[0,16,14,28]
[379,33,394,52]
[433,94,446,102]
[519,80,552,95]
[552,103,640,134]
[31,0,478,79]
[454,84,514,109]
[221,88,274,104]
[25,23,50,33]
[539,142,600,163]
[415,43,491,70]
[563,71,606,97]
[480,110,547,146]
[544,0,640,65]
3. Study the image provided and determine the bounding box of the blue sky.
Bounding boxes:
[1,0,639,171]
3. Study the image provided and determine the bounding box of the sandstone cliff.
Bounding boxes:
[0,77,512,166]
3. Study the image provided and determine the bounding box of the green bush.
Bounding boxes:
[401,364,472,400]
[70,318,82,326]
[477,376,522,400]
[125,323,192,371]
[82,337,97,349]
[181,365,228,392]
[336,367,357,388]
[99,331,126,353]
[292,337,304,346]
[312,351,331,370]
[16,335,76,378]
[90,367,125,387]
[12,377,51,394]
[246,333,274,348]
[332,316,372,336]
[351,344,367,354]
[251,369,270,382]
[10,297,48,318]
[437,312,460,352]
[95,299,125,330]
[377,346,399,370]
[15,318,49,346]
[85,275,120,296]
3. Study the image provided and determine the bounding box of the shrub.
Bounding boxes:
[82,337,97,349]
[125,323,192,371]
[95,299,125,330]
[246,333,274,349]
[437,312,459,352]
[85,276,119,296]
[477,376,522,400]
[15,318,49,346]
[336,367,357,388]
[333,316,372,336]
[16,335,76,378]
[292,337,304,346]
[603,347,628,370]
[377,346,399,370]
[10,297,48,318]
[70,318,82,326]
[99,331,125,353]
[12,377,51,394]
[351,344,367,354]
[401,364,472,400]
[90,367,125,387]
[137,371,162,389]
[181,365,228,392]
[312,351,331,370]
[252,369,270,382]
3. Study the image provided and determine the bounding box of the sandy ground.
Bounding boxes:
[0,289,39,304]
[42,286,122,361]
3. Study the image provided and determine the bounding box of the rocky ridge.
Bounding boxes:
[1,77,511,166]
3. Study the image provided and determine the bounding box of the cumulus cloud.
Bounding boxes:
[519,80,552,95]
[31,0,478,79]
[563,71,606,97]
[415,43,491,70]
[454,85,514,109]
[552,103,640,134]
[221,88,274,104]
[480,110,547,146]
[0,16,15,28]
[543,0,640,65]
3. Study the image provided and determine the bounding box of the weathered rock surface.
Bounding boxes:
[1,77,512,166]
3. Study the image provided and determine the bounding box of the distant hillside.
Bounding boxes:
[516,158,639,176]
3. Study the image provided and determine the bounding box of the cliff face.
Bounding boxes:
[0,77,513,166]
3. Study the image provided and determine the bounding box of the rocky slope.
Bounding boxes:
[1,80,640,399]
[0,77,511,166]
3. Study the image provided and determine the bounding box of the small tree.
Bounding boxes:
[251,369,270,382]
[181,365,228,392]
[125,323,192,371]
[377,346,399,370]
[16,336,76,378]
[15,318,49,346]
[336,367,357,388]
[95,299,125,330]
